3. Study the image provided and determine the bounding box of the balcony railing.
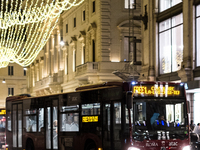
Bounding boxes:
[75,62,99,76]
[35,76,54,87]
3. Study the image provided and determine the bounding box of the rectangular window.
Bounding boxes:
[66,24,68,33]
[82,103,100,115]
[124,0,135,9]
[159,13,183,74]
[24,70,26,76]
[8,66,13,75]
[83,10,85,21]
[159,0,182,12]
[23,99,37,132]
[196,5,200,66]
[60,105,79,132]
[124,36,136,62]
[82,46,85,64]
[92,40,95,62]
[92,1,95,13]
[8,88,14,96]
[74,18,76,28]
[73,50,76,72]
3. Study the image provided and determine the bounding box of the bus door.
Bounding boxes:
[45,99,58,150]
[12,103,23,150]
[103,102,122,150]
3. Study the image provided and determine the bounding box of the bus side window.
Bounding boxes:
[38,108,44,132]
[60,113,79,132]
[82,103,100,115]
[60,105,79,132]
[23,99,37,132]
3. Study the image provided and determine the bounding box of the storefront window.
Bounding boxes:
[159,13,183,74]
[159,0,182,12]
[196,5,200,66]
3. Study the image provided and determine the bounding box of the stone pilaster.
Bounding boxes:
[139,0,156,81]
[177,0,193,82]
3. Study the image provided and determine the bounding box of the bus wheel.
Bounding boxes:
[85,142,97,150]
[26,139,34,150]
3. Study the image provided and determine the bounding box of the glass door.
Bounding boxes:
[113,102,122,150]
[46,100,58,150]
[102,102,122,150]
[102,103,111,150]
[12,103,23,149]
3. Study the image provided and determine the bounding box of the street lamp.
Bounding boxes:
[2,79,6,83]
[60,41,65,47]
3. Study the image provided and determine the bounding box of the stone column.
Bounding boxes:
[177,0,193,82]
[47,39,52,76]
[54,33,58,73]
[31,66,35,87]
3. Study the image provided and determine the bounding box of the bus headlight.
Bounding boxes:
[182,145,190,150]
[127,147,140,150]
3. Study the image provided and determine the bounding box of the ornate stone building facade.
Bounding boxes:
[27,0,142,95]
[139,0,200,123]
[0,64,27,107]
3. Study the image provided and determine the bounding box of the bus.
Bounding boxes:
[5,81,190,150]
[0,108,6,150]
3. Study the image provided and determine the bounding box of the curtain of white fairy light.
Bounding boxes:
[0,0,84,68]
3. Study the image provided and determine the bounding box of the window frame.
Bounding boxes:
[195,4,200,68]
[8,88,14,96]
[74,18,76,28]
[124,0,136,9]
[157,2,183,77]
[158,13,183,75]
[92,1,95,13]
[82,10,86,21]
[123,36,137,62]
[66,24,68,33]
[24,70,26,76]
[158,0,182,13]
[8,66,14,76]
[60,104,80,132]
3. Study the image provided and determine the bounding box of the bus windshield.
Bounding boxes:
[133,99,187,137]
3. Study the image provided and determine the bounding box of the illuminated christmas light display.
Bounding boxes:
[0,0,84,68]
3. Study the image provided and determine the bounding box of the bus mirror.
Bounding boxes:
[126,91,133,109]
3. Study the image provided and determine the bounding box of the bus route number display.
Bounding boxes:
[82,116,98,123]
[133,85,183,97]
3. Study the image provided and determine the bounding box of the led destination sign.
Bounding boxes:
[133,84,184,97]
[82,116,98,123]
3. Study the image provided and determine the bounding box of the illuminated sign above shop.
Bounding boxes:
[132,84,183,97]
[82,116,98,123]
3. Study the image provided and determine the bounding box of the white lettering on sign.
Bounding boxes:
[169,142,178,147]
[146,142,158,147]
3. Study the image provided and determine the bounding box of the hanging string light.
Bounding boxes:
[0,0,84,68]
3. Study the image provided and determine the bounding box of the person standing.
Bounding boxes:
[190,120,195,132]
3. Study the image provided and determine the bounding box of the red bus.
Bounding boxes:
[0,108,6,150]
[5,82,190,150]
